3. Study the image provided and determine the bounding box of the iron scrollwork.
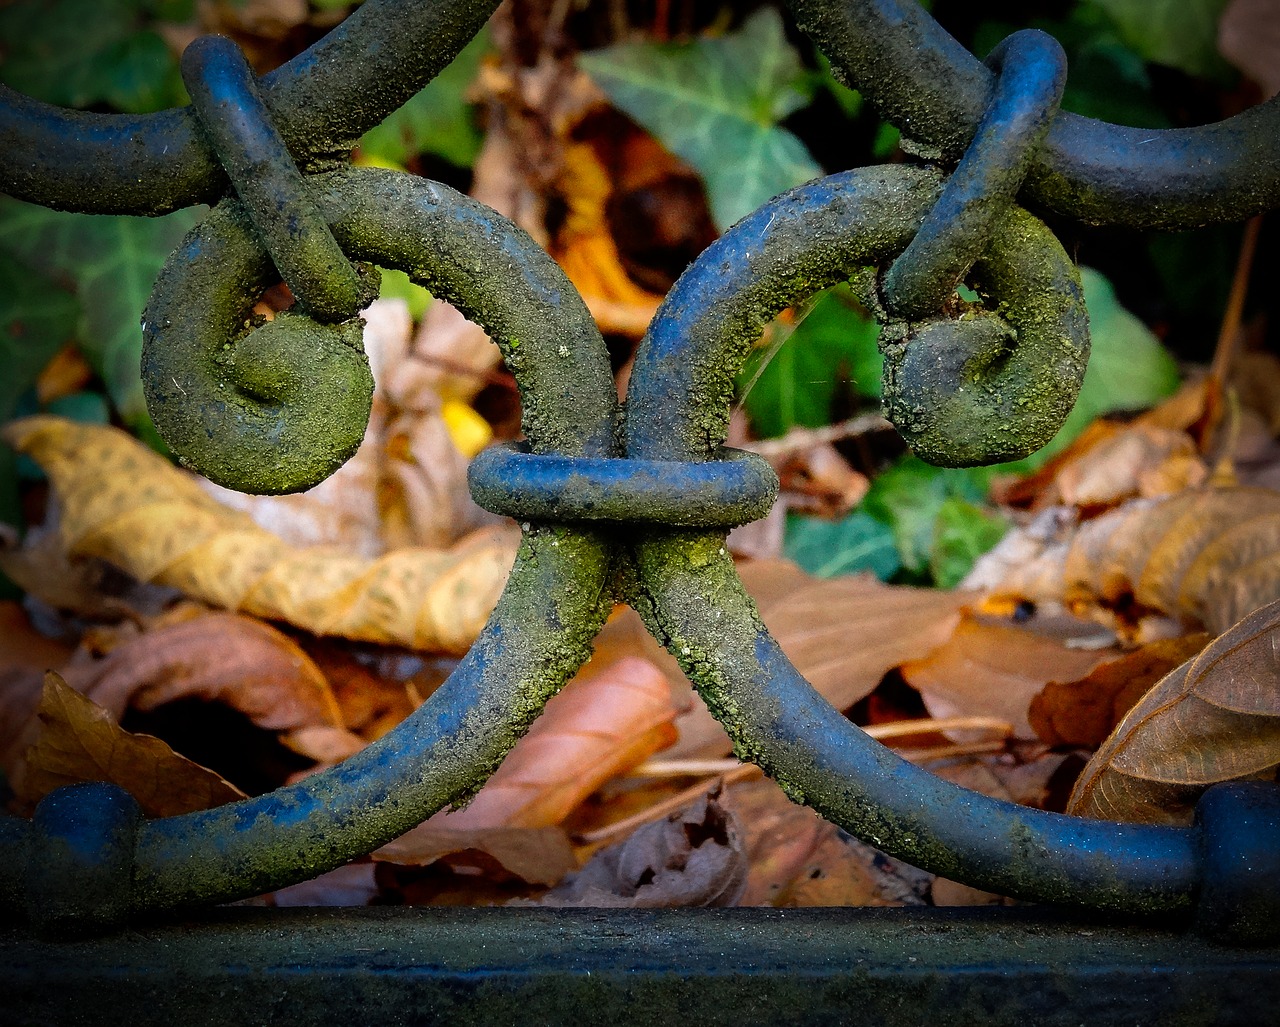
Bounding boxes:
[1,0,1279,944]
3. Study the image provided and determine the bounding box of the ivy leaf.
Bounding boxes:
[580,8,822,229]
[783,510,901,581]
[1040,267,1181,457]
[0,253,79,526]
[0,0,185,114]
[0,199,202,425]
[357,27,489,169]
[929,498,1009,589]
[740,284,880,439]
[1086,0,1234,80]
[861,457,1000,579]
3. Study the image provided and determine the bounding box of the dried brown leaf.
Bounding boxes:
[4,417,518,653]
[594,563,969,760]
[1029,633,1211,748]
[428,654,683,830]
[1054,425,1206,508]
[60,612,344,731]
[1068,600,1280,824]
[726,777,931,908]
[535,789,746,907]
[901,613,1116,738]
[984,486,1280,635]
[374,826,577,886]
[14,672,247,817]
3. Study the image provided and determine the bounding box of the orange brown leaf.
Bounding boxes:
[1068,599,1280,824]
[1029,633,1211,748]
[423,654,684,831]
[14,672,247,817]
[901,613,1116,738]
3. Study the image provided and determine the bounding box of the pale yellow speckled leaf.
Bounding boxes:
[3,417,518,653]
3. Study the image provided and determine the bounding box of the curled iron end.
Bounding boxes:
[862,205,1089,468]
[142,197,376,495]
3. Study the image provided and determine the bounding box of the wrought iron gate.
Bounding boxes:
[3,0,1280,1021]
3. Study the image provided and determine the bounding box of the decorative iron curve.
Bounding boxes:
[1,0,1278,943]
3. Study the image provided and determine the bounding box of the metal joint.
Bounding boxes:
[468,444,779,528]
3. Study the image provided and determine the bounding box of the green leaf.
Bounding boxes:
[1086,0,1233,80]
[739,285,880,438]
[783,510,901,581]
[1037,266,1181,458]
[0,253,80,526]
[861,457,999,578]
[0,0,185,114]
[579,8,822,229]
[357,28,489,169]
[0,198,202,425]
[929,498,1009,589]
[378,268,432,321]
[816,52,863,118]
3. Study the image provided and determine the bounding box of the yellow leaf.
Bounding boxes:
[1068,600,1280,824]
[2,417,518,653]
[14,672,247,818]
[440,398,493,459]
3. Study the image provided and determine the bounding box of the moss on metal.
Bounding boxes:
[864,204,1089,466]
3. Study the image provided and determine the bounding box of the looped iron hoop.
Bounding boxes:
[0,0,502,214]
[622,165,1204,919]
[879,29,1066,322]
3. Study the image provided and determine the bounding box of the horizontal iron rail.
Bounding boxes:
[3,906,1280,1026]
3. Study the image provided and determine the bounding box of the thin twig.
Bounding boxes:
[631,716,1014,778]
[742,413,892,460]
[1209,215,1263,387]
[574,764,760,846]
[579,718,1015,847]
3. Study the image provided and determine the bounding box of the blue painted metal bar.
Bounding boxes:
[181,35,367,324]
[469,444,778,528]
[880,29,1067,321]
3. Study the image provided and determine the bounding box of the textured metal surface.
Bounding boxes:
[880,29,1066,321]
[0,0,502,214]
[621,164,1196,918]
[1,0,1279,950]
[788,0,1280,229]
[182,35,367,324]
[469,444,779,527]
[0,165,622,928]
[4,906,1280,1026]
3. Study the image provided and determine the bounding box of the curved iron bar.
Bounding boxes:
[0,167,620,929]
[0,0,502,215]
[787,0,1280,230]
[181,34,370,324]
[880,29,1067,322]
[623,166,1201,915]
